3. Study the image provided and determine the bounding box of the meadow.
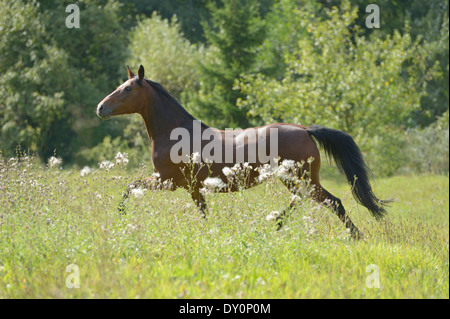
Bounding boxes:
[0,155,448,299]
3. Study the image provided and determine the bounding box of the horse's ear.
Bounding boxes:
[138,65,145,81]
[127,65,135,79]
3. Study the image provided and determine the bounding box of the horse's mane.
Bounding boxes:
[145,79,209,128]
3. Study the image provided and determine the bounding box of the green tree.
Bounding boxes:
[320,0,449,126]
[38,0,129,157]
[192,0,267,128]
[128,13,204,99]
[0,0,130,164]
[0,0,75,160]
[238,1,441,175]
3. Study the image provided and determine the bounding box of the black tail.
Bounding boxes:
[306,125,388,219]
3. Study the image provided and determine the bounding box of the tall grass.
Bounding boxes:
[0,153,448,298]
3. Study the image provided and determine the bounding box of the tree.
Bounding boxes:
[192,0,267,128]
[238,1,441,175]
[0,0,130,163]
[0,0,74,160]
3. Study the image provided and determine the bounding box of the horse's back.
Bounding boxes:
[262,123,320,163]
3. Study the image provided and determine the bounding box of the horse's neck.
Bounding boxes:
[140,91,194,145]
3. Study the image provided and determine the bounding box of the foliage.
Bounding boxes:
[237,1,443,175]
[324,0,449,127]
[128,13,204,100]
[0,0,448,175]
[191,0,267,128]
[117,0,213,43]
[399,110,449,175]
[0,0,131,164]
[38,0,129,158]
[0,0,74,160]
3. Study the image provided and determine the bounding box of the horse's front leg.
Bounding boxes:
[190,187,207,218]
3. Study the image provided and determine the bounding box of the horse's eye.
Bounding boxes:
[125,86,131,92]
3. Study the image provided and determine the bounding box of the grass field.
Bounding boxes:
[0,156,448,298]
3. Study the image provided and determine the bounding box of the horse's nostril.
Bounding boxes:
[99,104,104,112]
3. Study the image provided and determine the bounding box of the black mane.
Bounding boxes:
[145,79,208,128]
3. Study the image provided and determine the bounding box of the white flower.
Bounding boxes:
[80,166,92,177]
[257,164,274,182]
[275,165,289,179]
[222,166,233,177]
[203,177,226,191]
[266,211,281,222]
[48,156,62,168]
[231,163,241,172]
[281,159,295,169]
[99,160,114,171]
[191,152,201,163]
[199,187,210,195]
[115,152,129,166]
[152,172,161,179]
[131,188,145,198]
[271,211,281,218]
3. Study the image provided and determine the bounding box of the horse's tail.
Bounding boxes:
[306,125,388,219]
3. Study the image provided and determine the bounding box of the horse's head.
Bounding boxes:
[97,65,149,120]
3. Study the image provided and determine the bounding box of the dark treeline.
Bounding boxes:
[0,0,448,175]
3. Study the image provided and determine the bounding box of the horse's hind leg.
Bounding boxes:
[312,185,362,239]
[276,182,303,230]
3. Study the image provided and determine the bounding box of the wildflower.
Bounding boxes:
[80,166,92,177]
[8,157,17,167]
[243,162,252,169]
[99,160,114,171]
[271,211,281,218]
[152,172,161,179]
[266,211,281,222]
[199,187,210,195]
[131,188,145,198]
[257,164,274,182]
[191,152,201,163]
[162,179,174,190]
[222,166,233,177]
[203,177,226,191]
[48,156,62,168]
[281,159,295,169]
[256,277,266,285]
[115,152,129,166]
[275,165,289,179]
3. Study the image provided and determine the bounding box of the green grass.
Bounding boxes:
[0,157,448,298]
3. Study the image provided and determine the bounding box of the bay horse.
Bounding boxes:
[97,65,388,239]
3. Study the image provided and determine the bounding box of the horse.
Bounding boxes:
[96,65,389,239]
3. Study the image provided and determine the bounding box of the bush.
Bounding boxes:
[398,111,449,175]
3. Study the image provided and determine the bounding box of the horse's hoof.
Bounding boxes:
[276,221,283,231]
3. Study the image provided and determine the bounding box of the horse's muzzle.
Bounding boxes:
[97,103,111,120]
